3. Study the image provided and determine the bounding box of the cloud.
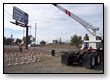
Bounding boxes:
[4,4,103,43]
[60,4,103,16]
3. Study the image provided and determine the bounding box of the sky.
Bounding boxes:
[4,4,103,44]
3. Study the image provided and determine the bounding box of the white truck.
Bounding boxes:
[53,4,103,68]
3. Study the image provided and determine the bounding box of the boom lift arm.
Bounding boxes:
[52,4,99,36]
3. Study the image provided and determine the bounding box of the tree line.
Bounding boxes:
[4,34,83,48]
[4,35,35,45]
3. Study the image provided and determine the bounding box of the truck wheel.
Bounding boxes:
[97,55,101,64]
[95,53,101,65]
[67,55,73,65]
[82,53,96,69]
[79,58,82,66]
[91,56,95,68]
[78,56,83,66]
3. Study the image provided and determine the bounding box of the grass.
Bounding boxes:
[4,45,103,73]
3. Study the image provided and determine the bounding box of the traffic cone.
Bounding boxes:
[11,54,14,61]
[7,56,12,66]
[24,53,27,59]
[20,56,24,64]
[14,56,19,65]
[26,53,30,64]
[32,54,36,63]
[29,54,33,61]
[37,52,40,62]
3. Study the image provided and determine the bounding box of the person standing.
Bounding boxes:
[84,34,89,40]
[19,41,23,53]
[83,34,89,48]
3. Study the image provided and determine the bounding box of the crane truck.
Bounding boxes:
[53,4,103,69]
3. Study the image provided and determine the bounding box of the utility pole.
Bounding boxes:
[35,23,37,44]
[59,37,61,44]
[26,25,28,49]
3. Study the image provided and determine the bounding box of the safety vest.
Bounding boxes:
[19,43,23,48]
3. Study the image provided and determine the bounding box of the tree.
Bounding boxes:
[15,38,22,45]
[53,40,58,44]
[70,34,82,48]
[22,35,35,45]
[6,38,14,45]
[40,40,46,45]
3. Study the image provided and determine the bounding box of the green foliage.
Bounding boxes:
[4,37,14,45]
[53,40,58,44]
[22,35,35,45]
[15,38,22,44]
[70,34,82,48]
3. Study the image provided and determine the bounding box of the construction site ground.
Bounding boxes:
[4,45,103,73]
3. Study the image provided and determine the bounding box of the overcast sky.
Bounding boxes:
[4,4,103,43]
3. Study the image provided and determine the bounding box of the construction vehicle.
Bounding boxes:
[53,4,103,68]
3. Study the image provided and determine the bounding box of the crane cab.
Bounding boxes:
[81,36,103,50]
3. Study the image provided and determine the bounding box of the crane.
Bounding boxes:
[52,4,103,69]
[52,4,99,36]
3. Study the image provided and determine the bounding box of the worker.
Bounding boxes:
[84,34,89,40]
[83,34,89,48]
[19,41,23,53]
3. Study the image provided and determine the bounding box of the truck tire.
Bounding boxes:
[82,53,96,69]
[67,54,73,65]
[91,55,96,68]
[94,52,101,65]
[61,53,73,65]
[96,55,101,64]
[78,52,86,66]
[78,55,83,66]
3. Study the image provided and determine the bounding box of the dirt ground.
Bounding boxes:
[4,46,103,73]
